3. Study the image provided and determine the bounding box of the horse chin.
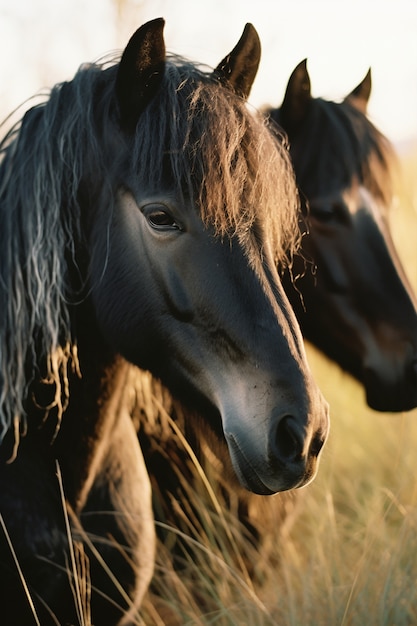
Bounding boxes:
[365,387,417,413]
[363,361,417,413]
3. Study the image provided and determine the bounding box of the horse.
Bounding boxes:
[266,60,417,412]
[0,19,329,625]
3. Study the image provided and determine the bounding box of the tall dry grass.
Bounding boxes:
[138,145,417,625]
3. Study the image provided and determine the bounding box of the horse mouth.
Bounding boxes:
[226,434,305,496]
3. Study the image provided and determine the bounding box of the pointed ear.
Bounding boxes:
[214,23,261,99]
[115,18,166,130]
[345,68,372,113]
[280,59,311,133]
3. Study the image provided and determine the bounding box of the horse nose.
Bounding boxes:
[363,355,417,412]
[271,415,326,465]
[273,416,303,462]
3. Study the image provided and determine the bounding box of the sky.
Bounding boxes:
[1,0,416,147]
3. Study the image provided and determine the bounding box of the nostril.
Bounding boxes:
[309,431,326,458]
[273,416,303,463]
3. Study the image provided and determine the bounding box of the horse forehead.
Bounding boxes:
[345,183,386,223]
[314,179,382,216]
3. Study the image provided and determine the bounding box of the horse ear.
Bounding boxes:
[115,18,166,129]
[345,68,372,113]
[280,59,311,133]
[214,23,261,99]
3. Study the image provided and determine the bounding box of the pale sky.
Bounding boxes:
[1,0,416,146]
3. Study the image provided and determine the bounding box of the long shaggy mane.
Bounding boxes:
[0,51,300,455]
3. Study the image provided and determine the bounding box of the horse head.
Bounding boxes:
[268,60,417,412]
[86,20,329,494]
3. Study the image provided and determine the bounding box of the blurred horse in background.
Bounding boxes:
[267,60,417,412]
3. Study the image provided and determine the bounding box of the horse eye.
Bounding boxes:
[149,210,174,226]
[309,199,347,223]
[310,204,334,222]
[143,205,182,231]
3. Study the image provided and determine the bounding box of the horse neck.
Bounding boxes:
[54,303,131,512]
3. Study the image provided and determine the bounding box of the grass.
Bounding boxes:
[138,145,417,625]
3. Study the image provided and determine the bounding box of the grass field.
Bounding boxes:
[139,147,417,626]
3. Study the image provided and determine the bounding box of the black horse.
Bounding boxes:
[266,60,417,412]
[0,19,328,625]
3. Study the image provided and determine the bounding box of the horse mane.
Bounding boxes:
[0,52,300,455]
[280,97,395,208]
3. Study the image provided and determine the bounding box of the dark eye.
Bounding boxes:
[143,204,183,231]
[309,199,348,223]
[310,204,334,222]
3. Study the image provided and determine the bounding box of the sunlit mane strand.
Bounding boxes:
[344,103,396,209]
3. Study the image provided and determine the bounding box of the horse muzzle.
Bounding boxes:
[361,331,417,412]
[363,357,417,412]
[225,406,329,496]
